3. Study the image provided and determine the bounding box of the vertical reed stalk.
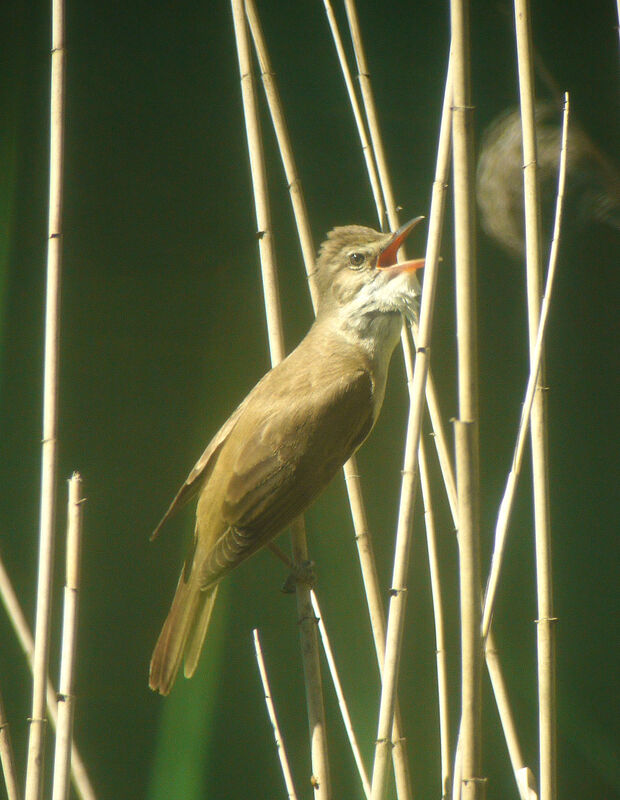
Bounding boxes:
[0,688,20,800]
[368,55,450,800]
[51,474,84,800]
[482,90,568,640]
[424,367,538,800]
[25,0,66,796]
[247,5,411,793]
[513,3,556,798]
[342,0,398,230]
[310,592,371,800]
[244,0,317,303]
[449,0,483,797]
[231,2,331,795]
[418,440,451,799]
[321,0,386,228]
[0,553,96,800]
[252,629,299,800]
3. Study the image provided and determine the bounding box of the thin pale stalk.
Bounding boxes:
[51,475,84,800]
[424,375,538,800]
[449,0,483,796]
[369,60,449,796]
[244,0,318,306]
[452,730,462,800]
[0,553,96,800]
[484,642,538,800]
[321,0,386,228]
[342,456,412,797]
[231,0,284,363]
[232,2,330,795]
[310,592,371,800]
[418,440,451,799]
[246,6,412,793]
[513,4,556,798]
[25,0,66,796]
[343,0,398,230]
[252,629,299,800]
[482,91,568,633]
[0,688,20,800]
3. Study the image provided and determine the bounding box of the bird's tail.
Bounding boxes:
[149,572,218,695]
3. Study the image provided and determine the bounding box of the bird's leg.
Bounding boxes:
[267,542,316,593]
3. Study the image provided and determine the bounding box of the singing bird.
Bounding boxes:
[149,218,424,694]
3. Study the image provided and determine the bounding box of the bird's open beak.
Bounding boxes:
[376,216,425,274]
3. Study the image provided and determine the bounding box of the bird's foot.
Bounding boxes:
[266,543,316,592]
[281,559,316,594]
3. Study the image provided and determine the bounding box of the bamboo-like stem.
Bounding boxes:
[342,0,398,230]
[51,474,84,800]
[418,440,451,799]
[231,2,331,796]
[484,642,537,800]
[25,0,66,796]
[252,629,299,800]
[244,0,318,305]
[369,62,450,800]
[0,551,97,800]
[341,458,412,798]
[321,0,386,229]
[334,9,454,797]
[513,4,556,799]
[231,0,284,364]
[247,6,413,794]
[0,687,21,800]
[449,0,483,796]
[340,11,527,790]
[424,373,538,800]
[481,96,569,641]
[310,592,371,800]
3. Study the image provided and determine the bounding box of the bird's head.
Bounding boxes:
[314,217,425,324]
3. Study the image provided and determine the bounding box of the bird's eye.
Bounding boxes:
[348,252,366,269]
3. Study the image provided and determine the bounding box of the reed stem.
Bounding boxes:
[449,0,483,795]
[252,629,299,800]
[232,2,330,795]
[513,3,557,797]
[25,0,66,795]
[0,687,21,800]
[51,475,84,800]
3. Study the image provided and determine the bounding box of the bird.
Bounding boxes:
[149,217,425,695]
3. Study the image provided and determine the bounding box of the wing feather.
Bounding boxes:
[150,395,250,540]
[198,367,374,588]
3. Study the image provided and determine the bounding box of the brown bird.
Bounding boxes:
[149,218,424,695]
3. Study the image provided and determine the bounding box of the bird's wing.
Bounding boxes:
[150,395,251,541]
[197,366,375,588]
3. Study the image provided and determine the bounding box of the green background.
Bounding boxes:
[0,0,618,798]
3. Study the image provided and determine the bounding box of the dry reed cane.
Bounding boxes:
[51,474,84,800]
[449,0,484,796]
[513,3,557,798]
[329,7,452,797]
[0,552,97,800]
[25,0,66,796]
[252,630,299,800]
[231,2,331,795]
[322,0,386,229]
[310,592,371,799]
[246,5,413,794]
[342,10,533,797]
[0,688,20,800]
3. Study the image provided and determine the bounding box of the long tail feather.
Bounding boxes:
[183,585,219,679]
[149,573,207,695]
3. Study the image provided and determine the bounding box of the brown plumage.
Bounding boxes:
[149,219,424,694]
